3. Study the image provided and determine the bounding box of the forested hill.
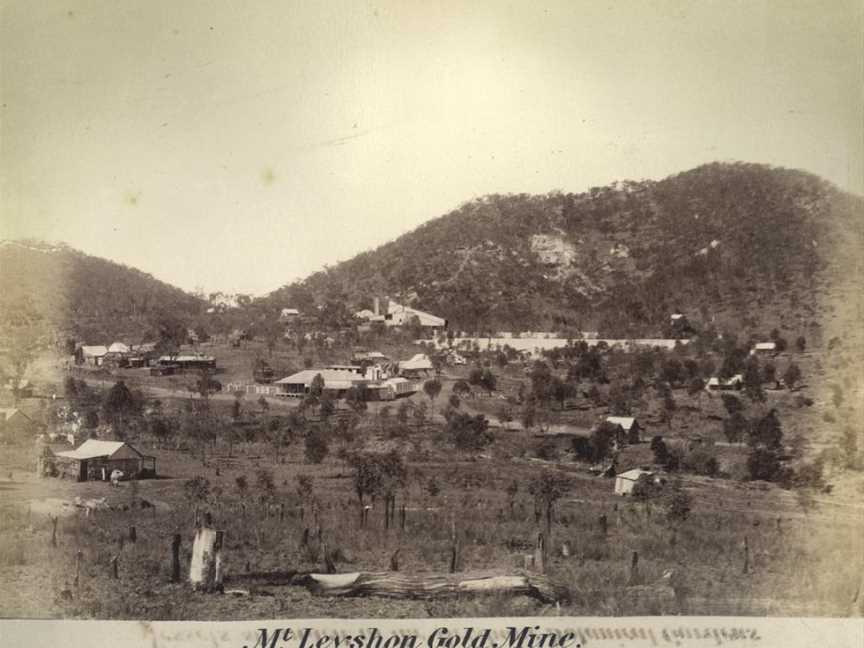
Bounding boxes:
[0,240,205,344]
[267,162,863,337]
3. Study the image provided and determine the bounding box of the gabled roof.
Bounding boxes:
[54,439,140,460]
[617,468,654,481]
[81,345,108,357]
[108,342,130,354]
[399,353,434,370]
[606,416,637,430]
[386,302,446,327]
[354,351,389,360]
[0,407,32,422]
[275,369,369,386]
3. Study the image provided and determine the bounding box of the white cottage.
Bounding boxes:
[614,468,656,496]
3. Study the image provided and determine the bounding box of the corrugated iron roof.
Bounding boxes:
[275,369,369,386]
[54,439,132,460]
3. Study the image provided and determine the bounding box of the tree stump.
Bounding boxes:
[560,541,571,558]
[189,527,225,592]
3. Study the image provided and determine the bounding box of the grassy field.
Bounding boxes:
[1,331,862,620]
[1,418,861,619]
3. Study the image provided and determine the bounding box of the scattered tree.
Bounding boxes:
[447,412,493,451]
[782,362,802,390]
[422,379,442,406]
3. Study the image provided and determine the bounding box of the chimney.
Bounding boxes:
[373,297,380,316]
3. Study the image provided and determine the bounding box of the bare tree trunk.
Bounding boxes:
[227,570,568,604]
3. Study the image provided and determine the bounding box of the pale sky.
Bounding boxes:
[2,1,862,296]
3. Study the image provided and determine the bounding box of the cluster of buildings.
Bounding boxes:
[272,350,435,401]
[77,342,155,368]
[354,298,447,333]
[75,342,216,376]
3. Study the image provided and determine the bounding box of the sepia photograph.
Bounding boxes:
[0,0,862,638]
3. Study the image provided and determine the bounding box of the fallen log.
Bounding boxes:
[226,570,568,604]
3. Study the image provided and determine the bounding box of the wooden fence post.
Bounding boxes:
[213,531,224,586]
[599,514,608,537]
[449,518,461,573]
[74,550,83,590]
[400,502,406,531]
[128,526,137,544]
[51,516,58,548]
[628,550,641,585]
[533,533,545,575]
[171,534,181,583]
[111,555,119,579]
[743,535,750,575]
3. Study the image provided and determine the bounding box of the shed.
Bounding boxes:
[706,374,743,391]
[52,439,156,482]
[751,342,777,355]
[80,345,108,366]
[614,468,655,496]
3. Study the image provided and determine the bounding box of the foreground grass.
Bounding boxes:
[1,433,861,619]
